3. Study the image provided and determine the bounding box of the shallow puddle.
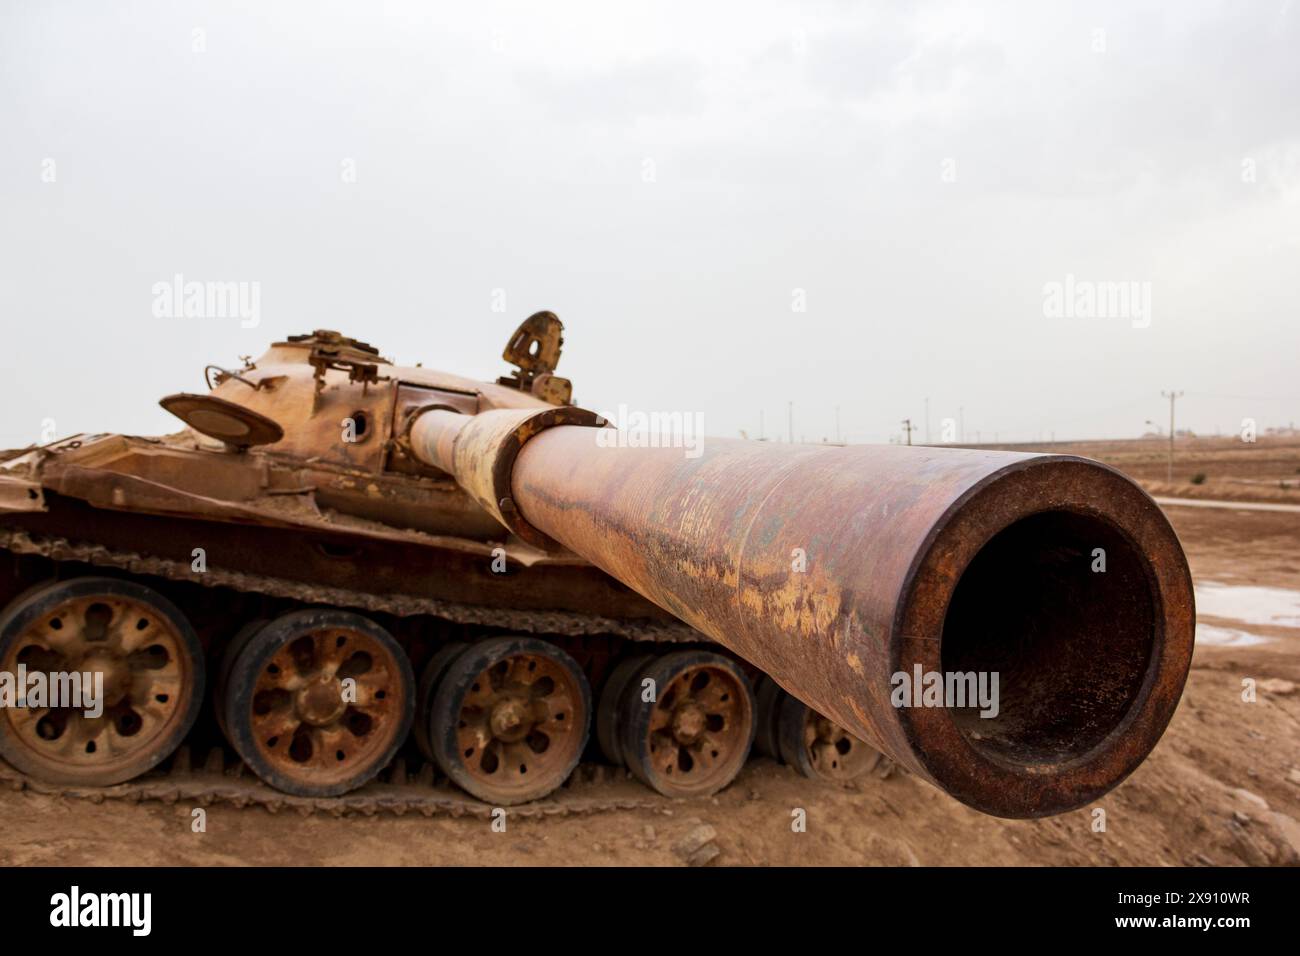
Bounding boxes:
[1194,581,1300,628]
[1194,623,1273,647]
[1191,581,1300,646]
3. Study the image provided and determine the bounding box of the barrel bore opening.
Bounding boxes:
[940,510,1155,767]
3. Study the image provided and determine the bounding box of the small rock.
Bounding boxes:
[1259,678,1296,695]
[1287,768,1300,787]
[1233,810,1251,825]
[686,844,721,867]
[1225,819,1274,866]
[1233,788,1270,811]
[643,824,657,843]
[673,822,718,860]
[1268,810,1300,860]
[864,834,921,866]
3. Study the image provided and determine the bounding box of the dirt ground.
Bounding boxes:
[1,445,1297,867]
[1007,435,1300,504]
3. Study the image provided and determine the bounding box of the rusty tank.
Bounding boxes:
[0,313,1193,817]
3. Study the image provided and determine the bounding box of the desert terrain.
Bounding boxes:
[0,437,1296,866]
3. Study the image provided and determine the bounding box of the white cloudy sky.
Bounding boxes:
[2,0,1297,447]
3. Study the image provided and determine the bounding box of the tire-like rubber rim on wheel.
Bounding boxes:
[413,641,467,763]
[596,653,653,766]
[753,674,784,761]
[213,618,267,741]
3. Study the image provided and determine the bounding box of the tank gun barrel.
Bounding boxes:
[410,407,1194,818]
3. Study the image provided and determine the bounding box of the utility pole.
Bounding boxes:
[901,418,916,446]
[787,401,793,444]
[1161,390,1183,482]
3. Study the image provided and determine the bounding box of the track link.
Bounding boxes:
[0,749,901,819]
[0,747,667,819]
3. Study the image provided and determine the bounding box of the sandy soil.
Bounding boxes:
[1,464,1297,866]
[1002,435,1300,504]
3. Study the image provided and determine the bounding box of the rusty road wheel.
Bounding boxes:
[413,641,467,763]
[222,609,414,797]
[777,692,878,781]
[430,637,590,805]
[595,653,653,766]
[0,577,204,786]
[620,651,754,799]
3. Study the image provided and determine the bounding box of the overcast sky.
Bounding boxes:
[2,0,1297,448]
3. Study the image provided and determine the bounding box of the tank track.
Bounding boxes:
[0,530,898,812]
[0,528,699,643]
[1,747,900,818]
[0,747,666,818]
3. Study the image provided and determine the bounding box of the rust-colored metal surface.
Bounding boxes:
[496,430,1194,818]
[410,406,602,549]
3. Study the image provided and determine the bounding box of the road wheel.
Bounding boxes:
[620,651,754,798]
[430,637,590,805]
[777,692,878,781]
[222,608,413,797]
[0,577,203,785]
